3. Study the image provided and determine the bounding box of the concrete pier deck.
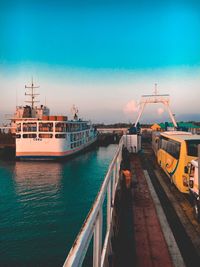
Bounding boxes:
[130,154,184,267]
[114,152,185,267]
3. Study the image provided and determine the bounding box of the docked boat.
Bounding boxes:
[12,81,98,160]
[15,117,97,160]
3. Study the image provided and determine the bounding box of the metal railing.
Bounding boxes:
[63,137,124,267]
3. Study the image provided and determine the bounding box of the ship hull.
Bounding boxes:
[16,137,97,160]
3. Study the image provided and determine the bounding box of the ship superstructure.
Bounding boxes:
[10,81,50,133]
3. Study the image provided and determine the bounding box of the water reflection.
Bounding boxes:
[0,145,117,267]
[14,161,63,203]
[14,161,62,186]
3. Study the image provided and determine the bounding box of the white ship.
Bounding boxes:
[13,81,97,160]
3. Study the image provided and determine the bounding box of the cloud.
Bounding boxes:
[157,107,164,115]
[123,100,138,114]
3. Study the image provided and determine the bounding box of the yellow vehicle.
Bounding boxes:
[155,131,200,193]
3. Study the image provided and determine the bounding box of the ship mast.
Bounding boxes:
[25,78,40,109]
[71,104,79,120]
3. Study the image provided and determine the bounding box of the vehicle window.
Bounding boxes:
[186,140,200,157]
[161,137,180,159]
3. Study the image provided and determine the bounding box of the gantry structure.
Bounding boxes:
[134,84,177,128]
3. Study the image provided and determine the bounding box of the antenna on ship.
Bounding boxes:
[16,88,18,107]
[154,83,158,95]
[71,104,79,120]
[25,78,40,109]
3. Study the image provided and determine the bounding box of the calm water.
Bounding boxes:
[0,145,117,267]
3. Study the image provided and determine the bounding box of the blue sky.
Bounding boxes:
[0,0,200,123]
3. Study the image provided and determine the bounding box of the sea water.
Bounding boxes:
[0,145,117,267]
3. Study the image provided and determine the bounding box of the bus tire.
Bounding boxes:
[193,200,200,223]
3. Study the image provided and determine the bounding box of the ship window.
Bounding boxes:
[16,124,21,132]
[55,123,66,132]
[23,123,37,132]
[39,123,53,132]
[67,124,71,132]
[82,123,88,130]
[66,123,70,132]
[16,134,21,138]
[39,134,53,138]
[71,124,75,132]
[23,134,37,138]
[77,124,81,131]
[55,134,66,138]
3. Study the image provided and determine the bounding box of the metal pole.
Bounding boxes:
[116,157,120,181]
[112,167,116,205]
[93,210,103,267]
[134,102,146,128]
[198,145,200,196]
[164,102,178,128]
[107,180,111,229]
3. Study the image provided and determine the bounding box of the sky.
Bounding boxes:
[0,0,200,123]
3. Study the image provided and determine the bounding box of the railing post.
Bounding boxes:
[116,157,120,181]
[93,209,103,267]
[112,165,116,205]
[107,179,111,229]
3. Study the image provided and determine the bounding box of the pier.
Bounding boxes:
[63,90,200,267]
[63,135,200,267]
[97,128,128,135]
[97,128,127,146]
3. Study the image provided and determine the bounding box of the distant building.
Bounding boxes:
[151,123,161,131]
[159,122,200,134]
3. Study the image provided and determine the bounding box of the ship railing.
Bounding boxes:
[63,137,124,267]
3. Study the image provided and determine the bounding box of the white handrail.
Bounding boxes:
[63,137,124,267]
